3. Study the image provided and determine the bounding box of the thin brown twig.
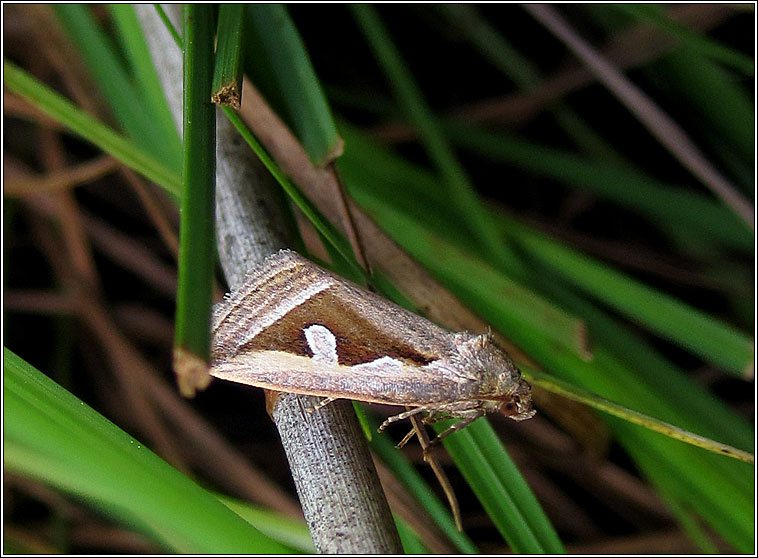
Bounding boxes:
[119,166,181,256]
[80,211,178,297]
[28,211,187,469]
[525,4,753,230]
[38,130,100,289]
[238,79,371,273]
[4,290,77,315]
[3,155,119,197]
[370,4,736,141]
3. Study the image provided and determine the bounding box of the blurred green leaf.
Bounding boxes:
[3,348,294,553]
[244,4,342,165]
[54,5,182,171]
[3,60,181,197]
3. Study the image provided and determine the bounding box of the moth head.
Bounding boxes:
[496,378,535,421]
[454,332,536,422]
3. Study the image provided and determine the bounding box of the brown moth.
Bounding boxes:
[210,249,535,442]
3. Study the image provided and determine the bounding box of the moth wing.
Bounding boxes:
[211,249,457,370]
[211,350,471,406]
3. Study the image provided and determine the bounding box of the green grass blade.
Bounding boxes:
[365,414,479,554]
[217,495,315,553]
[244,4,342,165]
[173,4,217,391]
[394,518,429,554]
[350,5,506,257]
[525,367,752,463]
[212,4,245,109]
[154,4,182,46]
[3,348,294,553]
[613,418,753,552]
[651,47,754,188]
[656,485,720,553]
[440,420,565,553]
[53,4,181,171]
[3,60,181,197]
[501,221,753,376]
[107,4,182,157]
[446,122,752,254]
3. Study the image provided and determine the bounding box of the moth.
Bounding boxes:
[210,250,535,443]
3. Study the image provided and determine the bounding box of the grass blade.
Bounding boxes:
[107,4,182,153]
[3,60,180,196]
[502,221,753,376]
[3,348,294,553]
[525,367,753,463]
[212,4,245,109]
[53,4,181,171]
[440,420,565,553]
[244,4,342,165]
[172,4,217,397]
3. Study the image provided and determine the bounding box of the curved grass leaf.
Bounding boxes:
[500,221,753,376]
[3,348,294,554]
[3,60,180,197]
[244,4,342,165]
[525,367,753,463]
[53,4,181,172]
[107,5,182,151]
[439,420,565,553]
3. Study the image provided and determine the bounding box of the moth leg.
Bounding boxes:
[307,396,339,414]
[378,405,432,432]
[429,410,484,446]
[395,427,418,450]
[422,400,481,425]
